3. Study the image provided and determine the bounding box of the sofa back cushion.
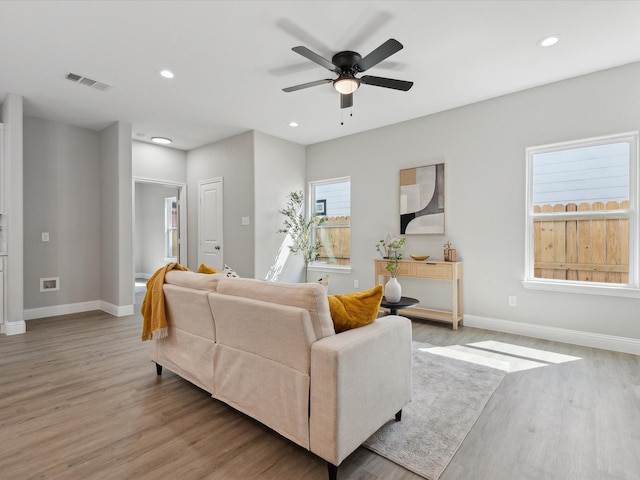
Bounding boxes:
[164,270,223,292]
[216,277,335,339]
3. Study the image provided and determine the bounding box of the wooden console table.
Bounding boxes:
[375,259,464,329]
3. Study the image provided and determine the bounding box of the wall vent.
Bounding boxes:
[65,72,111,91]
[40,277,60,292]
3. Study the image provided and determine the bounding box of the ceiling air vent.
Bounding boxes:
[65,72,111,91]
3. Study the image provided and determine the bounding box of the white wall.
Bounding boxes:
[0,94,25,333]
[307,62,640,341]
[187,131,254,275]
[100,121,133,314]
[20,117,135,319]
[253,131,305,281]
[23,117,101,309]
[132,141,188,269]
[132,140,187,183]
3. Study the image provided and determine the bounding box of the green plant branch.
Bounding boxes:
[278,190,327,282]
[375,236,406,277]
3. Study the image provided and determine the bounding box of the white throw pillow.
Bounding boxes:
[222,264,240,278]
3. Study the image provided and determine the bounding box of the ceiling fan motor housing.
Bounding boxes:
[331,51,362,73]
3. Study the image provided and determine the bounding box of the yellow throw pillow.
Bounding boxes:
[197,263,218,274]
[328,285,383,333]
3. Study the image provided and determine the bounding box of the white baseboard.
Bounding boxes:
[100,301,134,317]
[135,273,152,280]
[24,301,102,320]
[24,300,134,321]
[464,314,640,356]
[1,320,27,335]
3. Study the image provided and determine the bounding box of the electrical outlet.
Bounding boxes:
[42,232,49,242]
[508,295,517,307]
[354,279,359,288]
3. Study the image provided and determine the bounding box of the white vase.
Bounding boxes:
[385,277,402,303]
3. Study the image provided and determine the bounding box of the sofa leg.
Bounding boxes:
[327,462,338,480]
[395,409,402,422]
[156,363,163,376]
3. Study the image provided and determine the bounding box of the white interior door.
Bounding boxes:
[198,178,224,271]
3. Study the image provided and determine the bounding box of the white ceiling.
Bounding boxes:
[1,1,640,151]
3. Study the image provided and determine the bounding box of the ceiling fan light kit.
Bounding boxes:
[334,76,360,94]
[283,38,413,112]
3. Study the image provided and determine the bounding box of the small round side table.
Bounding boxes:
[380,296,419,316]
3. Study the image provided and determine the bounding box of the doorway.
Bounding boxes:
[133,178,187,285]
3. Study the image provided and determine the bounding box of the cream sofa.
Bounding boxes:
[148,270,412,480]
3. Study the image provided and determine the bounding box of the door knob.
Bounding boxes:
[215,246,221,250]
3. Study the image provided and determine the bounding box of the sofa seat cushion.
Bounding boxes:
[216,277,335,339]
[164,270,223,291]
[327,285,383,333]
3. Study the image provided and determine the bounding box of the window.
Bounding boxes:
[310,177,351,269]
[165,196,178,260]
[524,133,638,296]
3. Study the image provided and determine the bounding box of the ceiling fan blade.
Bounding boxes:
[276,18,332,53]
[343,11,392,51]
[360,75,413,91]
[355,38,403,72]
[292,46,340,72]
[340,93,353,109]
[283,79,333,92]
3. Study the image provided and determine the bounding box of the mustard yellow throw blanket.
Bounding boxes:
[141,262,189,341]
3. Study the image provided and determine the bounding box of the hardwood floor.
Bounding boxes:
[1,297,639,479]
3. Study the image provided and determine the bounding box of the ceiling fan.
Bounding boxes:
[282,38,413,109]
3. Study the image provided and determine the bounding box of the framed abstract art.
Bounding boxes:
[400,163,445,234]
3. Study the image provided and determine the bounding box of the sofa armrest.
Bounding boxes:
[309,315,412,466]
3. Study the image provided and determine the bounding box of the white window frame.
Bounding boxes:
[523,132,639,297]
[164,196,178,261]
[308,176,352,274]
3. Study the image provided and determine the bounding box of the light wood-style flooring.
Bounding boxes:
[1,291,639,479]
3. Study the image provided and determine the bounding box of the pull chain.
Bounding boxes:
[340,106,354,126]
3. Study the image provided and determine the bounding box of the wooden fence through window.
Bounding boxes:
[533,201,629,283]
[316,216,350,266]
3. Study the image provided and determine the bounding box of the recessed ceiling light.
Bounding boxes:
[289,122,298,127]
[160,69,175,79]
[151,137,172,145]
[538,35,560,47]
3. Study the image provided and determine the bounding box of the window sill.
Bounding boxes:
[308,264,352,275]
[522,279,640,298]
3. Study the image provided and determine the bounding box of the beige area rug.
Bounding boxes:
[364,342,506,479]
